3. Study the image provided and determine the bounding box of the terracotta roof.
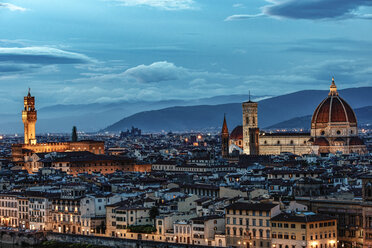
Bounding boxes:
[271,212,336,223]
[349,137,365,146]
[222,115,228,134]
[230,125,243,140]
[313,137,329,146]
[311,79,357,125]
[226,202,277,211]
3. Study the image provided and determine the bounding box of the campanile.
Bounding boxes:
[22,89,37,145]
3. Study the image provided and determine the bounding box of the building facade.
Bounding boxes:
[222,78,367,156]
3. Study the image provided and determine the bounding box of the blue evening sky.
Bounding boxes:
[0,0,372,113]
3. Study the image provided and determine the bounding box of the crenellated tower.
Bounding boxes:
[221,114,229,158]
[242,95,259,155]
[22,89,37,145]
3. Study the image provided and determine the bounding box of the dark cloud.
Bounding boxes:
[263,0,372,20]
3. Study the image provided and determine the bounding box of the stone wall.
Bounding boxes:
[46,232,212,248]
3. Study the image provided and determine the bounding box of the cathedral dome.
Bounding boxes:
[311,78,357,126]
[230,125,243,140]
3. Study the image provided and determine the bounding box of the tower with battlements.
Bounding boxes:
[22,89,37,145]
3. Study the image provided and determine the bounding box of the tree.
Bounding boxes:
[149,206,160,225]
[72,126,78,142]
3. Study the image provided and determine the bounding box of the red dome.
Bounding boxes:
[311,79,357,125]
[349,137,365,146]
[230,125,243,140]
[313,137,329,146]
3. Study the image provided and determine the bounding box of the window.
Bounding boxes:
[301,224,306,229]
[291,224,296,228]
[284,224,289,228]
[272,223,277,227]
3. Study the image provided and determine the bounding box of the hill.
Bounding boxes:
[267,106,372,130]
[103,87,372,132]
[0,94,267,133]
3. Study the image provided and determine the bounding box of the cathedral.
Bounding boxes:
[221,78,367,156]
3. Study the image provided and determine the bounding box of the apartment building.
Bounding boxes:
[225,202,280,248]
[271,212,337,248]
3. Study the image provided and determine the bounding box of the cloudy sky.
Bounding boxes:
[1,0,372,113]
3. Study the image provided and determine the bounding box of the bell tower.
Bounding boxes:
[221,114,229,158]
[242,94,259,155]
[22,88,37,145]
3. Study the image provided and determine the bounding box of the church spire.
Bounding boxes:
[222,114,228,134]
[329,77,338,96]
[28,87,31,97]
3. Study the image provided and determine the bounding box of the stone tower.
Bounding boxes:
[221,115,229,158]
[242,97,259,155]
[22,89,37,145]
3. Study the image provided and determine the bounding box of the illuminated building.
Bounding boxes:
[271,212,337,248]
[225,202,280,248]
[12,90,105,167]
[22,89,37,145]
[223,78,367,156]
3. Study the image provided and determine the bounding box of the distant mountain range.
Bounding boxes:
[267,106,372,130]
[103,87,372,132]
[0,94,268,134]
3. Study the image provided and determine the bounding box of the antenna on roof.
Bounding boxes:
[249,90,251,102]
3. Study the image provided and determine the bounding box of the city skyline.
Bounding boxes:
[1,0,372,114]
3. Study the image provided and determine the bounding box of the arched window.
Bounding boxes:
[259,229,263,238]
[290,140,294,145]
[321,130,325,135]
[266,230,270,238]
[277,140,280,145]
[219,239,222,247]
[264,140,267,144]
[336,130,341,135]
[246,117,249,125]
